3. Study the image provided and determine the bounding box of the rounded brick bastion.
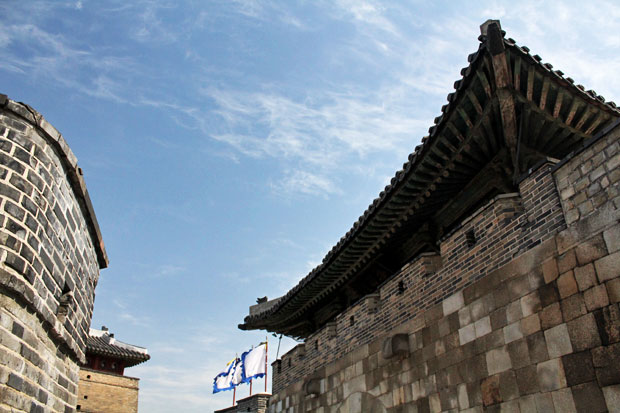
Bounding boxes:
[0,94,107,413]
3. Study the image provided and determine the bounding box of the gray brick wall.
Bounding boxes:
[267,127,620,411]
[272,160,567,395]
[0,96,106,412]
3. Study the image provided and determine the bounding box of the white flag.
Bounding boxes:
[213,357,243,393]
[241,343,267,382]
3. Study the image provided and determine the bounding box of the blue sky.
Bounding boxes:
[2,1,620,411]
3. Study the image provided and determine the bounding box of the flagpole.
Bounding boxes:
[265,335,268,393]
[250,378,253,396]
[232,354,238,407]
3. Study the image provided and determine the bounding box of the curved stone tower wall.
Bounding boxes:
[0,94,107,413]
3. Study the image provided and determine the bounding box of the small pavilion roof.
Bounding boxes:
[239,20,620,339]
[86,328,150,367]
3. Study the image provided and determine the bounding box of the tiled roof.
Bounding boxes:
[239,19,620,338]
[86,330,150,367]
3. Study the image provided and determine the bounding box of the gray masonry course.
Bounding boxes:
[237,20,620,413]
[0,95,107,413]
[264,114,620,413]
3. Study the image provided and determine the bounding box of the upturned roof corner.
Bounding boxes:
[238,19,620,339]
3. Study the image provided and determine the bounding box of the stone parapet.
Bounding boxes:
[0,95,105,412]
[267,124,620,411]
[214,393,270,413]
[77,369,139,413]
[272,156,567,394]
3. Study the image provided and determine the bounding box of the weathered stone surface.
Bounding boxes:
[562,351,595,386]
[575,234,608,265]
[574,263,597,291]
[561,293,587,322]
[603,225,620,254]
[536,358,566,392]
[607,278,620,303]
[571,381,607,413]
[486,346,511,375]
[480,375,501,406]
[602,384,620,413]
[540,302,563,330]
[545,323,573,358]
[520,313,541,336]
[595,251,620,283]
[265,120,620,412]
[542,258,559,284]
[526,331,549,364]
[592,342,620,386]
[538,283,560,307]
[567,313,602,351]
[551,387,577,413]
[584,284,610,311]
[557,271,579,298]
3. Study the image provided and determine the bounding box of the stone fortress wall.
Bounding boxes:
[77,369,139,413]
[268,124,620,411]
[0,94,107,413]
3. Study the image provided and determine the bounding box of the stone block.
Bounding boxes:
[521,313,541,336]
[557,270,578,298]
[490,307,507,330]
[438,385,457,411]
[538,283,560,307]
[520,291,541,317]
[584,284,610,311]
[545,323,573,358]
[515,365,538,395]
[603,224,620,253]
[558,249,577,273]
[470,298,487,321]
[505,301,522,324]
[595,304,620,345]
[607,278,620,303]
[428,392,440,412]
[592,343,620,386]
[503,321,523,344]
[486,346,511,375]
[498,370,519,402]
[540,302,563,330]
[567,313,602,351]
[537,357,566,392]
[474,316,491,338]
[574,263,597,291]
[543,257,559,284]
[507,338,530,370]
[507,274,531,300]
[534,392,555,412]
[575,234,608,265]
[542,258,560,284]
[572,381,608,413]
[516,395,537,413]
[382,334,409,359]
[458,324,475,346]
[493,284,511,308]
[480,374,501,406]
[562,350,595,386]
[595,251,620,283]
[551,387,577,413]
[442,291,464,316]
[458,307,472,327]
[527,331,549,364]
[602,384,620,413]
[561,293,587,322]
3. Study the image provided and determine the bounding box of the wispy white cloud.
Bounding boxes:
[113,299,151,327]
[271,170,341,199]
[206,87,428,197]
